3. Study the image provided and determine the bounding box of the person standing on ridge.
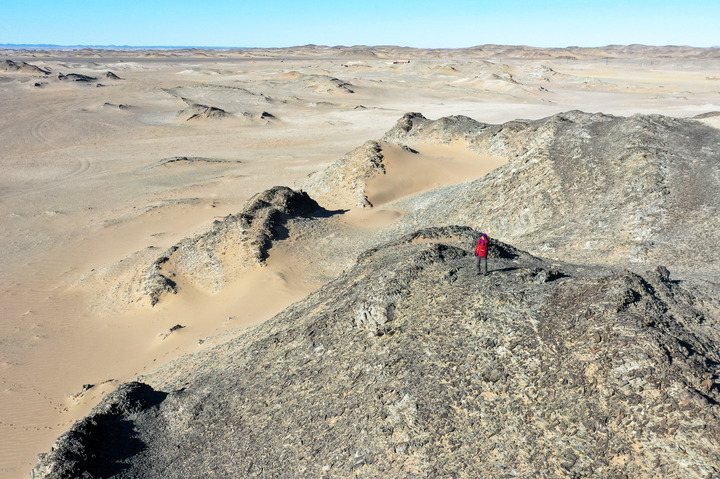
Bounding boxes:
[475,233,489,275]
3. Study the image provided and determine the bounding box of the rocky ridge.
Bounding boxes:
[33,226,720,478]
[180,100,230,121]
[380,111,720,273]
[303,140,386,208]
[140,186,325,304]
[1,59,50,75]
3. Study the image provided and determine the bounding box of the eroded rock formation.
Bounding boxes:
[384,111,720,272]
[141,186,324,304]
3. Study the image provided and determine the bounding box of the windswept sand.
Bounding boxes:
[2,47,720,477]
[365,141,506,206]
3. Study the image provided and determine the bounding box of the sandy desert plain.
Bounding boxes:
[1,44,720,477]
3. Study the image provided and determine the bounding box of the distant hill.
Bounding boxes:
[3,44,719,59]
[0,59,50,75]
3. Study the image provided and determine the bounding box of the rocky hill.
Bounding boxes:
[1,59,50,75]
[303,140,386,208]
[380,111,720,274]
[33,226,720,478]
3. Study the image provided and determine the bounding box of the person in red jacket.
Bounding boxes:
[475,233,489,275]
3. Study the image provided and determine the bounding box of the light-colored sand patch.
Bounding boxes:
[365,140,507,206]
[340,207,404,229]
[0,233,318,478]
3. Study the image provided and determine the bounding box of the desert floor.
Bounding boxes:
[1,47,720,477]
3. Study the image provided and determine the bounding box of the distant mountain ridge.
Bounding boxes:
[3,44,719,59]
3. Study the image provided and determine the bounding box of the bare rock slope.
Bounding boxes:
[1,59,50,75]
[382,111,720,273]
[33,227,720,478]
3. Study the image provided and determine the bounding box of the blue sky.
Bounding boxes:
[1,0,718,48]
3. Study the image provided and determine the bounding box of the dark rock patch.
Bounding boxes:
[58,73,97,82]
[1,59,50,75]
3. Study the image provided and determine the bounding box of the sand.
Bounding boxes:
[1,47,720,477]
[365,141,506,206]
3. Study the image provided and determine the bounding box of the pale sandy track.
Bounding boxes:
[29,100,89,148]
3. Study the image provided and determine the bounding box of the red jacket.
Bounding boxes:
[475,236,488,257]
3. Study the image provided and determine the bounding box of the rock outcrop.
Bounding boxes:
[272,72,356,94]
[141,186,324,303]
[1,59,50,75]
[57,73,97,82]
[180,100,230,121]
[33,226,720,478]
[303,140,386,208]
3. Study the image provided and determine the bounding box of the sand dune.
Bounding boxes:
[2,46,720,477]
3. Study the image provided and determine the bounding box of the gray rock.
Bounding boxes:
[1,59,50,75]
[57,73,97,82]
[303,140,385,209]
[383,111,720,274]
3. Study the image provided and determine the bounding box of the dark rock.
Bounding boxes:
[179,98,229,121]
[1,59,50,75]
[655,265,671,281]
[57,73,97,82]
[692,111,720,119]
[32,382,167,479]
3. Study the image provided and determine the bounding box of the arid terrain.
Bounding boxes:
[1,45,720,477]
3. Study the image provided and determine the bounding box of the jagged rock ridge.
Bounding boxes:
[382,111,720,272]
[303,140,386,208]
[57,73,97,82]
[33,226,720,478]
[141,186,324,304]
[1,59,51,75]
[179,99,230,121]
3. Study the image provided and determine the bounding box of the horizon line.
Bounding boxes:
[3,42,720,51]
